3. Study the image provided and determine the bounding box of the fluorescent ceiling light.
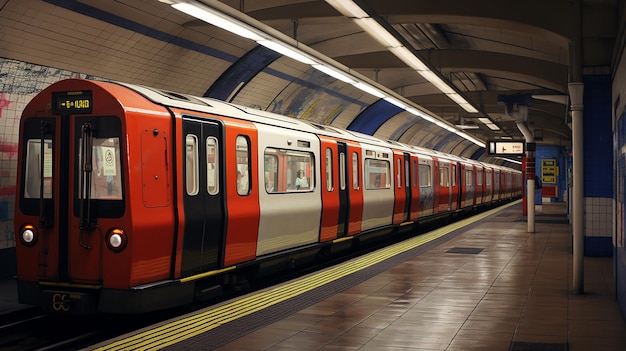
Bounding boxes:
[446,93,479,113]
[478,118,500,130]
[384,97,406,109]
[172,2,264,41]
[353,82,386,98]
[389,47,429,71]
[257,40,316,65]
[354,18,402,48]
[417,71,455,94]
[485,123,500,130]
[325,0,368,18]
[455,123,479,129]
[313,64,356,83]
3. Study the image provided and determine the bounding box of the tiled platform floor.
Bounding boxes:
[213,203,626,351]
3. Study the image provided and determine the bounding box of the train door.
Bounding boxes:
[181,117,225,275]
[417,156,434,217]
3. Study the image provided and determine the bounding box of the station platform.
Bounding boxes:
[5,201,626,350]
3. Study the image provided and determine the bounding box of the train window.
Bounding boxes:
[365,159,390,190]
[185,135,199,196]
[440,166,450,187]
[263,148,314,193]
[289,151,313,191]
[206,137,219,195]
[477,169,483,186]
[413,160,418,187]
[466,169,473,186]
[264,154,278,193]
[339,152,346,191]
[86,138,123,200]
[404,159,410,188]
[419,164,431,187]
[23,139,53,199]
[236,136,250,196]
[486,169,492,186]
[352,152,359,190]
[452,165,457,186]
[326,148,333,191]
[396,158,402,188]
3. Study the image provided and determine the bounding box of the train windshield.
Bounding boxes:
[23,139,53,199]
[77,137,123,200]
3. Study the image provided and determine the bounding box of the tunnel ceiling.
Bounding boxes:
[0,0,620,165]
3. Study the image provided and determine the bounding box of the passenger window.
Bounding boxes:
[440,166,449,187]
[339,151,346,191]
[326,148,333,191]
[413,160,418,187]
[185,135,199,196]
[24,139,53,199]
[352,152,359,190]
[264,154,277,193]
[236,136,250,196]
[396,158,402,188]
[207,137,218,195]
[466,169,473,186]
[289,152,313,191]
[405,159,410,187]
[264,148,314,193]
[365,159,390,190]
[419,164,431,187]
[486,170,492,186]
[477,169,483,186]
[452,165,457,186]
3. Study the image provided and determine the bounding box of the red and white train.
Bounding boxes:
[14,79,522,314]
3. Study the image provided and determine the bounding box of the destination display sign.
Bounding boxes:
[52,90,93,114]
[486,140,525,156]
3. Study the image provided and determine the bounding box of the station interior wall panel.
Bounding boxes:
[583,75,613,257]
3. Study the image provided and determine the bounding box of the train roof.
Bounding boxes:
[114,80,518,173]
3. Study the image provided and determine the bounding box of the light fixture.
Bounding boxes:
[383,97,407,109]
[325,0,369,18]
[167,0,484,146]
[353,18,402,48]
[389,47,430,71]
[478,117,500,130]
[257,40,316,65]
[172,2,263,41]
[325,0,478,114]
[353,82,386,98]
[313,64,356,83]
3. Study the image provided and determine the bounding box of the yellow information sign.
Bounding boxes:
[541,159,558,184]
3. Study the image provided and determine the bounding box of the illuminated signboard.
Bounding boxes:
[487,140,525,156]
[52,90,93,114]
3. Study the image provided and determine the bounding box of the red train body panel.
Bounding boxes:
[14,79,521,314]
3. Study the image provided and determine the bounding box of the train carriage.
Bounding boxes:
[14,79,521,314]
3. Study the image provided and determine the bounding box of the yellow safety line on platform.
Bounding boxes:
[95,200,520,351]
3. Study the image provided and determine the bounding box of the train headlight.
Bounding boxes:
[105,228,127,253]
[19,224,38,247]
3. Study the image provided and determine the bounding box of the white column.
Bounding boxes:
[569,82,584,294]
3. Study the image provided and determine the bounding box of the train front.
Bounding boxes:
[14,79,176,314]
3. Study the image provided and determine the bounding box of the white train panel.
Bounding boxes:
[254,123,322,256]
[360,146,395,231]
